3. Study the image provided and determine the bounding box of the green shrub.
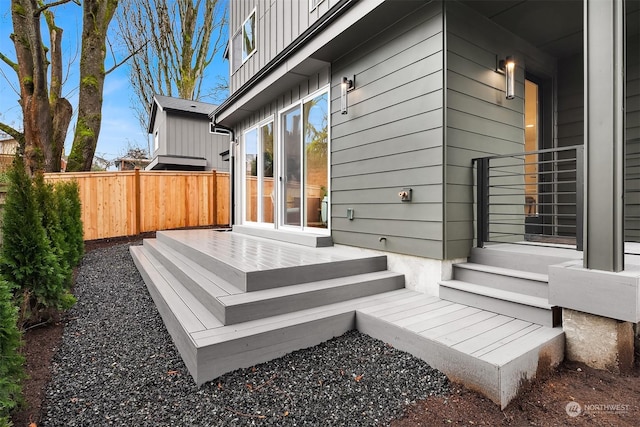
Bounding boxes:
[0,279,24,424]
[34,174,72,287]
[0,156,74,324]
[55,180,84,268]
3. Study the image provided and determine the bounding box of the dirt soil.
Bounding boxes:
[10,234,640,426]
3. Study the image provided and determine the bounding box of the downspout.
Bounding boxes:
[211,124,236,227]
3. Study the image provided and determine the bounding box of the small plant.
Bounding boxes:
[0,279,24,424]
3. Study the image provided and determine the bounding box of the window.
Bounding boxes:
[310,0,325,11]
[154,131,159,151]
[232,9,256,74]
[242,10,256,61]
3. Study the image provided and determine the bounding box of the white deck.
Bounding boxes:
[131,229,565,409]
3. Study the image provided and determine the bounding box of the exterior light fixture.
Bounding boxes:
[498,56,516,100]
[340,76,355,115]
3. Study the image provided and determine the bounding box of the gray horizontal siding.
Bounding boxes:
[444,0,556,259]
[330,1,445,259]
[626,33,640,242]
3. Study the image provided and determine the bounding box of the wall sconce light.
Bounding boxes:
[340,76,355,115]
[498,56,516,100]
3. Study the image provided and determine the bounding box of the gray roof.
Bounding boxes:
[148,95,218,133]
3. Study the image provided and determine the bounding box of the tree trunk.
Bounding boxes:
[8,0,74,173]
[67,0,119,172]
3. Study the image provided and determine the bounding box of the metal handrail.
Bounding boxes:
[473,145,584,250]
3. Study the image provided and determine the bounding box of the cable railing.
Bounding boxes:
[473,145,584,249]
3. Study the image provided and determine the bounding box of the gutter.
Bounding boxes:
[210,0,358,122]
[210,124,236,227]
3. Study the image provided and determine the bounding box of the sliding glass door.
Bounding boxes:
[243,120,274,225]
[279,88,329,231]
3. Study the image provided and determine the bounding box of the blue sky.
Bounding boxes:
[0,0,229,164]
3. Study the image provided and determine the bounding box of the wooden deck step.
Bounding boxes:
[439,280,561,327]
[139,238,404,325]
[156,230,387,292]
[453,263,549,298]
[233,224,333,247]
[470,245,582,274]
[356,293,564,409]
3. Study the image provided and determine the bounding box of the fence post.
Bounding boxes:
[211,169,217,226]
[476,157,490,248]
[134,168,141,235]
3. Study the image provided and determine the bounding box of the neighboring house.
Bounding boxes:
[114,157,151,171]
[132,0,640,408]
[0,138,67,171]
[0,138,19,171]
[146,95,230,172]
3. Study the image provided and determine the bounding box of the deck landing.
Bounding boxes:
[131,229,564,409]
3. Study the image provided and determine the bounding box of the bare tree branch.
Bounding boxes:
[0,51,19,73]
[0,121,25,147]
[105,39,149,75]
[35,0,80,16]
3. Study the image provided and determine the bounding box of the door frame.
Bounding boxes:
[277,85,331,234]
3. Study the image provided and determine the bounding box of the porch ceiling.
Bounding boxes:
[461,0,640,59]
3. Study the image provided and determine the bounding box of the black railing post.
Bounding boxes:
[575,146,584,251]
[476,157,490,248]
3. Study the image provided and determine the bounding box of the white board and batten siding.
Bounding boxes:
[444,1,556,259]
[230,0,339,95]
[329,1,445,260]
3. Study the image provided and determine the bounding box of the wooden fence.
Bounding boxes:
[44,170,229,241]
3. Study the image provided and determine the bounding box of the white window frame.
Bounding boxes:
[241,8,257,63]
[242,116,275,226]
[309,0,325,11]
[277,86,331,234]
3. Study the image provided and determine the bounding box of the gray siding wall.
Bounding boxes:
[165,115,229,171]
[330,2,445,259]
[557,54,583,149]
[444,1,556,259]
[626,33,640,242]
[230,0,339,94]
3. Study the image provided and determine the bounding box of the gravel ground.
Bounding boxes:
[41,242,450,426]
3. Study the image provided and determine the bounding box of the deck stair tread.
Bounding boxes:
[440,280,554,309]
[130,230,565,409]
[131,245,223,332]
[454,263,548,282]
[156,230,387,291]
[144,239,240,295]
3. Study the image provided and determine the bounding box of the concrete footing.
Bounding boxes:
[563,308,635,373]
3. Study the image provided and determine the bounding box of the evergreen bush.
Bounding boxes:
[0,156,75,324]
[34,174,72,287]
[55,180,84,268]
[0,279,24,425]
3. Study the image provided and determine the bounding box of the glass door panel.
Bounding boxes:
[303,92,329,229]
[524,79,539,216]
[282,106,302,227]
[244,128,258,222]
[261,123,274,224]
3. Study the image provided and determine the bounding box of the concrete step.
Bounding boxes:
[139,239,404,325]
[156,230,387,292]
[452,263,549,298]
[439,280,561,327]
[470,245,582,274]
